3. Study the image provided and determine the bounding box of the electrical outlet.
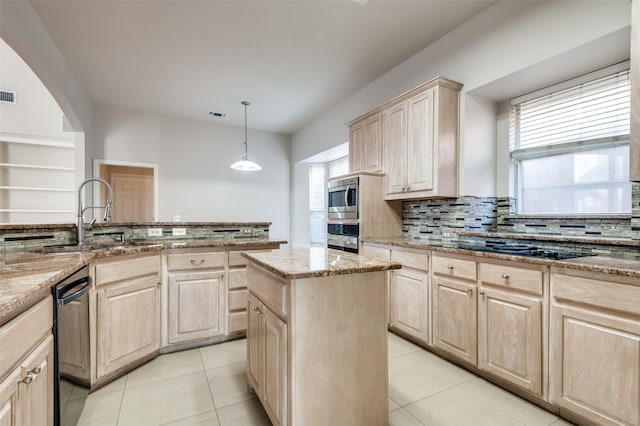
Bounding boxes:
[172,227,186,236]
[148,228,163,237]
[443,231,452,238]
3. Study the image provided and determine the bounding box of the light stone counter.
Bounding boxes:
[241,246,401,279]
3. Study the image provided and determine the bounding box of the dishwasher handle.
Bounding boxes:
[57,276,91,307]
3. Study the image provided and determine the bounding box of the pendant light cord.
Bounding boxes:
[243,100,249,159]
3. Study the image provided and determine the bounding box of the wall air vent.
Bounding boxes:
[208,111,227,118]
[0,91,16,104]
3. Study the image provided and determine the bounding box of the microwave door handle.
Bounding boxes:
[344,185,349,207]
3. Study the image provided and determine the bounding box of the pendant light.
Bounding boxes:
[230,101,262,171]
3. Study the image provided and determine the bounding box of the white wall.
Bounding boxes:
[92,105,291,242]
[291,1,631,243]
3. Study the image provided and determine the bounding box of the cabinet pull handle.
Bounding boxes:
[30,366,42,375]
[447,265,454,270]
[467,289,473,295]
[501,273,509,279]
[20,374,34,385]
[190,259,205,265]
[479,290,485,299]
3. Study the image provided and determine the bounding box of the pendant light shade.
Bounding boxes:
[230,101,262,171]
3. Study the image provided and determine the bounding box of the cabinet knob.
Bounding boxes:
[447,265,454,270]
[190,259,205,265]
[479,290,485,298]
[467,289,473,295]
[501,273,509,279]
[20,374,34,385]
[253,306,263,315]
[30,366,42,375]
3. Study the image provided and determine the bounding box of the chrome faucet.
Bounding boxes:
[77,178,113,245]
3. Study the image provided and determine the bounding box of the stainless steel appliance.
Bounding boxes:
[52,266,91,426]
[327,223,359,253]
[328,177,358,220]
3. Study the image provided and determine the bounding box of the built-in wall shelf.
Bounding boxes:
[0,186,74,192]
[0,163,75,171]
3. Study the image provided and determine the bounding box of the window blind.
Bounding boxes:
[510,66,630,155]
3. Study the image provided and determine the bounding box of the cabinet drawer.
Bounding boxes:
[247,265,288,319]
[391,249,429,271]
[228,311,247,333]
[0,297,52,378]
[96,253,160,286]
[229,268,247,290]
[229,289,247,311]
[432,254,476,281]
[480,263,543,296]
[362,245,391,260]
[167,252,225,271]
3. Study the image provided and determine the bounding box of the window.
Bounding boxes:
[309,164,326,245]
[510,63,631,214]
[328,156,349,178]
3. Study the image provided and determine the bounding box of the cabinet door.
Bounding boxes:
[97,277,161,379]
[168,271,225,344]
[383,102,408,196]
[349,121,365,173]
[262,306,287,426]
[246,293,262,394]
[0,369,20,426]
[432,277,477,365]
[19,335,54,426]
[364,114,382,172]
[406,89,434,193]
[478,288,542,395]
[390,268,429,344]
[550,303,640,426]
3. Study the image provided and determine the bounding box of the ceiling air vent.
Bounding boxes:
[0,91,16,104]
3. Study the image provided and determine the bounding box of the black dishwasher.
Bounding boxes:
[52,266,91,426]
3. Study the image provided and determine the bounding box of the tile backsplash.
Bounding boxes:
[403,182,640,241]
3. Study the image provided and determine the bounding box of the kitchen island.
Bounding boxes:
[242,247,401,426]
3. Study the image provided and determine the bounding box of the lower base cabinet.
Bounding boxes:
[550,269,640,426]
[390,267,429,344]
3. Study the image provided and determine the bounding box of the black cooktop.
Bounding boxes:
[445,241,591,260]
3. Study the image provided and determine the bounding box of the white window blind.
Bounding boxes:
[329,156,349,178]
[509,63,631,215]
[309,164,326,244]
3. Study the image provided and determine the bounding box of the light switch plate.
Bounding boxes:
[148,228,163,237]
[172,227,186,236]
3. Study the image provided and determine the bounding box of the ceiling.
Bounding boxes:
[29,0,494,135]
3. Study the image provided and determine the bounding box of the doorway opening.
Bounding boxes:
[94,159,159,222]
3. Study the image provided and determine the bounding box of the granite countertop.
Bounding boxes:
[0,238,285,327]
[364,237,640,278]
[242,247,401,280]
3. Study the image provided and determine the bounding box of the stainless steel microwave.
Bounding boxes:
[327,177,358,220]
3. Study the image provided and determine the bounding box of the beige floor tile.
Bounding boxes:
[389,408,424,426]
[126,348,204,387]
[389,397,400,411]
[74,390,123,426]
[60,379,74,403]
[161,410,221,425]
[200,338,246,370]
[405,386,526,426]
[550,418,575,426]
[388,332,422,358]
[206,361,256,408]
[458,378,558,426]
[216,399,271,426]
[91,374,127,396]
[405,349,475,385]
[388,354,455,406]
[118,372,214,426]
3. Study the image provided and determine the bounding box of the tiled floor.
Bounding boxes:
[62,333,574,426]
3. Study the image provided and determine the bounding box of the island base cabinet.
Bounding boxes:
[96,277,161,379]
[0,369,20,425]
[246,293,287,426]
[550,303,640,426]
[18,335,54,426]
[478,288,542,396]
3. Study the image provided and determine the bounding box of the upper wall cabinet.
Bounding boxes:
[630,0,639,181]
[348,112,382,173]
[383,78,462,200]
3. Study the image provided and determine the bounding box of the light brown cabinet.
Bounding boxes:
[348,113,382,173]
[383,78,462,200]
[228,250,272,334]
[95,253,161,380]
[630,0,639,181]
[389,249,429,344]
[431,253,478,365]
[0,297,54,426]
[478,261,545,396]
[550,269,640,426]
[166,251,226,344]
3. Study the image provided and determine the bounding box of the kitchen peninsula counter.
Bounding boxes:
[243,247,400,426]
